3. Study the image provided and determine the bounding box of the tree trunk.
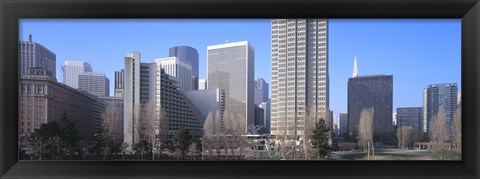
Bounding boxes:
[367,142,370,160]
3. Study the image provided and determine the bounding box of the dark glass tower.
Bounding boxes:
[348,74,393,140]
[169,46,199,90]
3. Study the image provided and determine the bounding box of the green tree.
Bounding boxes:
[173,128,192,159]
[28,112,79,160]
[330,131,339,151]
[311,118,332,159]
[132,138,151,160]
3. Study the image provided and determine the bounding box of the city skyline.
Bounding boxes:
[19,19,461,119]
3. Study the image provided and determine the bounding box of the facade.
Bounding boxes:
[423,83,458,134]
[182,88,226,126]
[254,106,265,134]
[271,19,329,138]
[156,57,193,91]
[123,52,143,147]
[339,112,348,137]
[207,41,255,132]
[62,61,93,89]
[78,72,110,97]
[396,107,423,132]
[19,35,56,79]
[19,67,97,143]
[124,52,204,148]
[348,74,393,139]
[259,101,271,134]
[169,46,199,90]
[199,79,207,90]
[114,69,124,97]
[154,67,203,137]
[254,78,269,105]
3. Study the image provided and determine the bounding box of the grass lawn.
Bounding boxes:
[337,149,434,160]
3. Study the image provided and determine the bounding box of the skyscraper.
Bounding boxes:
[207,41,254,132]
[78,72,110,97]
[114,69,124,97]
[423,83,458,134]
[62,61,93,89]
[19,35,56,79]
[255,78,269,105]
[396,107,423,132]
[348,73,393,140]
[339,112,348,137]
[123,52,144,147]
[156,57,193,91]
[271,19,329,138]
[199,79,207,90]
[169,46,199,90]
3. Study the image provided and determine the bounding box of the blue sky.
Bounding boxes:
[20,19,461,122]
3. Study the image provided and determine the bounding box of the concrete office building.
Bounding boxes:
[78,72,110,97]
[207,41,254,132]
[62,61,93,89]
[19,67,97,143]
[183,88,226,127]
[348,73,393,139]
[169,46,199,90]
[339,112,348,137]
[199,79,207,90]
[396,107,423,132]
[114,69,124,97]
[154,67,203,137]
[156,57,193,91]
[124,52,204,148]
[19,35,56,79]
[123,52,155,147]
[423,83,458,134]
[271,19,329,138]
[255,78,269,105]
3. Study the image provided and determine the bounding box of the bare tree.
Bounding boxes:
[357,107,374,160]
[234,113,247,159]
[134,100,155,159]
[430,107,448,160]
[430,108,447,148]
[153,103,167,160]
[214,110,222,158]
[100,102,124,159]
[397,126,413,149]
[452,107,461,150]
[303,108,316,160]
[203,111,215,159]
[396,126,403,149]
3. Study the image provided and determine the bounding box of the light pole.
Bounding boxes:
[201,138,204,160]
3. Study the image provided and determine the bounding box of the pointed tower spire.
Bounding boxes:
[353,56,358,77]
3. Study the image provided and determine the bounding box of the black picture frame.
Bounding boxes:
[1,0,479,178]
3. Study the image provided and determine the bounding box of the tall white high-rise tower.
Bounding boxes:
[271,19,329,138]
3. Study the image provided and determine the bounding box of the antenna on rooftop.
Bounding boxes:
[29,34,32,42]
